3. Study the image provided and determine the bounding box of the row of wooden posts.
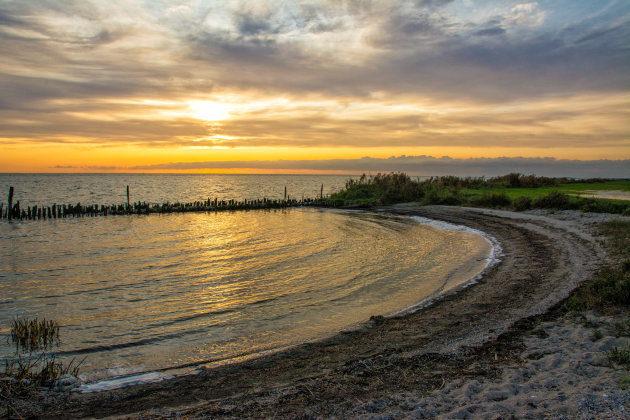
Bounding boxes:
[1,184,341,221]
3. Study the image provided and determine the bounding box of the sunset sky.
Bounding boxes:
[1,0,628,176]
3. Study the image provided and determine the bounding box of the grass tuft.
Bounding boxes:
[565,220,630,312]
[10,318,59,353]
[2,318,83,391]
[607,345,630,369]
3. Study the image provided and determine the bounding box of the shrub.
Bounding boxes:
[579,198,630,215]
[607,345,630,369]
[488,173,561,188]
[533,190,573,209]
[330,173,423,205]
[472,192,511,208]
[420,188,463,206]
[512,196,532,211]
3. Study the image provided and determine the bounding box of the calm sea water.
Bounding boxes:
[0,173,356,208]
[0,174,492,389]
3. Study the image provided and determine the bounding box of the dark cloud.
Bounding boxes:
[2,1,628,103]
[179,2,630,103]
[131,156,630,178]
[235,13,274,36]
[413,0,455,7]
[0,9,24,27]
[474,27,506,37]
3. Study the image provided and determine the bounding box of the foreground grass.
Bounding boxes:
[462,181,629,201]
[565,220,630,311]
[328,173,630,214]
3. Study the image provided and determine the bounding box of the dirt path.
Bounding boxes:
[12,206,606,419]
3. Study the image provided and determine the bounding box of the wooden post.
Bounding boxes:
[321,184,324,199]
[8,187,14,220]
[126,185,130,209]
[284,186,287,201]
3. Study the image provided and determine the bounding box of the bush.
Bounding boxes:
[488,173,561,188]
[607,345,630,369]
[472,192,511,208]
[579,198,630,215]
[533,190,573,209]
[512,196,532,211]
[420,188,463,206]
[330,173,423,205]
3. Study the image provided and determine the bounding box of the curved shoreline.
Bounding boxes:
[390,213,502,319]
[78,209,497,393]
[13,206,606,418]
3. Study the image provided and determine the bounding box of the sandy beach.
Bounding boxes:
[9,205,629,419]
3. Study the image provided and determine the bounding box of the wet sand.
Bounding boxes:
[10,205,625,419]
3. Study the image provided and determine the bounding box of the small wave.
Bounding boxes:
[411,216,503,265]
[388,216,503,318]
[144,308,236,329]
[55,326,219,356]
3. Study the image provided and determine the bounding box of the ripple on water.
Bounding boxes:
[0,208,493,386]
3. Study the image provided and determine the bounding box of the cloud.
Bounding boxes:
[0,0,628,159]
[131,155,630,178]
[180,0,630,101]
[1,90,627,151]
[474,27,506,37]
[3,0,626,104]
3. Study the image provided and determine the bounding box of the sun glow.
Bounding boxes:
[188,100,232,121]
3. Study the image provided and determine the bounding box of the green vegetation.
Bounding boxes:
[563,218,630,369]
[565,220,630,311]
[328,172,630,214]
[0,319,81,399]
[607,344,630,369]
[2,318,85,417]
[331,173,424,205]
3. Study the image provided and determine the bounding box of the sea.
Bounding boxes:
[0,174,496,391]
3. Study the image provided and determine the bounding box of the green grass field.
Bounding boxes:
[461,180,630,202]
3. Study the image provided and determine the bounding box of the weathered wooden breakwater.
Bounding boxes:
[1,186,343,221]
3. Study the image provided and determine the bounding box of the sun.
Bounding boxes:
[188,100,232,121]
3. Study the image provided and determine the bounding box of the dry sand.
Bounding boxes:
[6,206,630,419]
